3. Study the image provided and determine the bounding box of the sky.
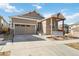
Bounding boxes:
[0,3,79,25]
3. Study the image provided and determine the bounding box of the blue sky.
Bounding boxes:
[0,3,79,25]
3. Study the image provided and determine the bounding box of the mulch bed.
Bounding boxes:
[47,36,65,41]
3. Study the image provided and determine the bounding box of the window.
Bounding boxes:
[21,25,25,27]
[15,24,25,27]
[15,24,20,26]
[26,25,30,27]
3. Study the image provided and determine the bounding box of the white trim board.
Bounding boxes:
[12,16,41,22]
[13,23,36,25]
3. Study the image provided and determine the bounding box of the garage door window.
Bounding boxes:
[15,24,20,26]
[21,25,25,27]
[26,25,30,27]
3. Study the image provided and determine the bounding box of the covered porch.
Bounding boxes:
[45,13,65,36]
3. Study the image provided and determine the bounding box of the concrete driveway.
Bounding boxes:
[3,40,79,56]
[1,34,79,56]
[13,35,45,42]
[1,35,79,56]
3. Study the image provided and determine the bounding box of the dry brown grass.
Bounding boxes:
[67,43,79,50]
[0,51,11,56]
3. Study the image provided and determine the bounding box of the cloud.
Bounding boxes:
[65,13,79,24]
[56,8,78,25]
[32,4,42,10]
[0,3,23,13]
[43,9,79,25]
[43,13,53,18]
[43,9,68,17]
[60,9,68,13]
[66,13,79,19]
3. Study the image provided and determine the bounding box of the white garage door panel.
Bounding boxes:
[15,25,25,35]
[25,25,35,34]
[15,24,36,35]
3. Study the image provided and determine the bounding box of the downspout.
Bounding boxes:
[51,18,53,35]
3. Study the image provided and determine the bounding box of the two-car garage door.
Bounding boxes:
[15,24,36,35]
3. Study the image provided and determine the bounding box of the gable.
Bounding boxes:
[18,11,44,20]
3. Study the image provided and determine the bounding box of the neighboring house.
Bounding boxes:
[69,22,79,37]
[70,22,79,32]
[0,16,9,33]
[11,11,65,36]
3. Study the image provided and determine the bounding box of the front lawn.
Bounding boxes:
[67,43,79,50]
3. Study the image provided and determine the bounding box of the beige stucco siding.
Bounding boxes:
[12,18,37,24]
[42,20,46,34]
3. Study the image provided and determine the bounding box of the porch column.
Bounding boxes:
[56,20,58,31]
[62,19,64,35]
[51,18,53,35]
